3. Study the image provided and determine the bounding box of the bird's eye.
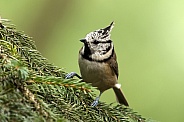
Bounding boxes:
[93,40,99,44]
[98,30,102,33]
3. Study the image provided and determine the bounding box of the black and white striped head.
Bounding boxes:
[80,22,115,62]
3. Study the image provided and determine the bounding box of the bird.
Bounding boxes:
[65,22,129,107]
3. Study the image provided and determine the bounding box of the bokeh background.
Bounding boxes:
[1,1,184,121]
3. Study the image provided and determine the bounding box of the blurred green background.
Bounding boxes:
[1,0,184,121]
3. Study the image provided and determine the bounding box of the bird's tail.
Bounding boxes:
[113,87,129,106]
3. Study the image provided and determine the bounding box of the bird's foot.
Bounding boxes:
[91,97,100,107]
[65,72,82,79]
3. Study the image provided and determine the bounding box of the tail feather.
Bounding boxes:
[113,87,129,106]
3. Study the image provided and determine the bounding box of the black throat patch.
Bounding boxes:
[82,42,91,60]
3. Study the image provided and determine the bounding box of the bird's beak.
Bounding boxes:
[80,39,87,43]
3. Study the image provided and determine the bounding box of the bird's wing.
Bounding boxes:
[107,49,119,78]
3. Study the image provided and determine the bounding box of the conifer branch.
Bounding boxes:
[0,17,155,122]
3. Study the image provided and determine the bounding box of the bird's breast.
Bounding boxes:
[78,54,117,92]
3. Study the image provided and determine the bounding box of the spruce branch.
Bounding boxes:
[0,17,155,122]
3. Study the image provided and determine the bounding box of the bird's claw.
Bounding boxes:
[91,96,100,107]
[91,100,99,107]
[65,72,82,79]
